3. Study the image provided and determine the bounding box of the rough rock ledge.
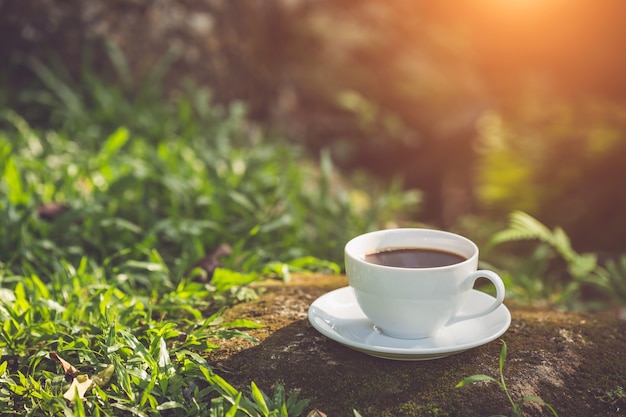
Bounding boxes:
[207,274,626,417]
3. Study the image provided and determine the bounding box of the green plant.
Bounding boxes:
[0,260,265,415]
[1,47,418,276]
[490,211,626,308]
[598,386,626,408]
[456,340,558,417]
[202,371,309,417]
[0,47,421,415]
[475,102,626,252]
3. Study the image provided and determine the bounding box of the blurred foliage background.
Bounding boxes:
[2,1,626,261]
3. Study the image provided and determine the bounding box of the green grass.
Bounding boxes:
[0,52,419,415]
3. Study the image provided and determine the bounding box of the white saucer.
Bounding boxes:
[308,287,511,361]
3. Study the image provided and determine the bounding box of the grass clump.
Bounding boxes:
[0,52,418,415]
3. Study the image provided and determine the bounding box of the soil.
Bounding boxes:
[206,274,626,417]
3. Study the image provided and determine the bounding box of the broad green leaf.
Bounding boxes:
[156,401,187,411]
[279,401,289,417]
[251,381,270,415]
[211,268,259,293]
[203,370,239,398]
[224,392,243,417]
[157,337,176,377]
[272,383,286,410]
[221,319,264,329]
[92,364,115,388]
[101,127,130,159]
[26,274,50,299]
[140,372,158,407]
[73,385,88,416]
[551,227,575,259]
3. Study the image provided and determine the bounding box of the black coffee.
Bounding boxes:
[364,247,466,268]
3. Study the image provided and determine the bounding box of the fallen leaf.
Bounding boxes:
[63,374,94,403]
[92,364,115,388]
[50,352,80,378]
[306,409,328,417]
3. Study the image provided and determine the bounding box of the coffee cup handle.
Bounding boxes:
[447,270,506,325]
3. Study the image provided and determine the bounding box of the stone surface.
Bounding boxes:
[207,274,626,417]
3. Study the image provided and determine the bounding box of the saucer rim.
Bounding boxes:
[307,286,511,359]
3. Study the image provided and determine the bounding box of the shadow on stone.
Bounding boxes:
[207,275,626,417]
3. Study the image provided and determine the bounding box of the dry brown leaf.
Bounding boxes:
[50,352,80,378]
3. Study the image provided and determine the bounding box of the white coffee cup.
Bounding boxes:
[345,228,506,339]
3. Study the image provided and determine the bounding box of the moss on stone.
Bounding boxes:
[207,274,626,417]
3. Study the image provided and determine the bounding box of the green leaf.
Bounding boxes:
[3,158,26,205]
[285,389,310,417]
[489,211,553,248]
[101,127,130,159]
[568,253,599,281]
[211,268,259,294]
[27,58,82,115]
[224,392,243,417]
[221,319,264,330]
[272,383,286,411]
[509,211,553,241]
[250,381,270,415]
[519,396,559,416]
[157,337,176,377]
[92,364,115,388]
[111,402,150,417]
[204,371,239,398]
[551,227,575,260]
[456,374,498,388]
[100,217,142,234]
[499,340,508,374]
[156,401,187,411]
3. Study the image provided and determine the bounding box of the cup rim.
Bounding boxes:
[345,228,478,271]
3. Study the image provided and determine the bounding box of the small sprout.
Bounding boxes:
[457,340,559,417]
[598,386,626,406]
